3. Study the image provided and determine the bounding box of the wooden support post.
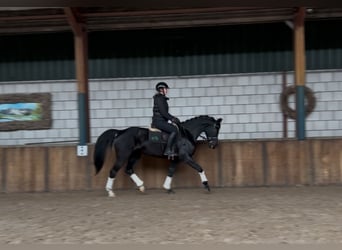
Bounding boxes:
[64,8,90,144]
[294,7,306,140]
[282,72,288,139]
[75,31,90,145]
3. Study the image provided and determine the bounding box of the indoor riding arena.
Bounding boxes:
[1,141,342,245]
[1,186,342,245]
[1,5,342,249]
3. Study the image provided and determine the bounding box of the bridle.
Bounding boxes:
[199,134,218,142]
[199,124,219,147]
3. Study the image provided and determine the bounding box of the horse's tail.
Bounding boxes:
[94,129,120,175]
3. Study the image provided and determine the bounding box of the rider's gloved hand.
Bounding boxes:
[171,117,181,125]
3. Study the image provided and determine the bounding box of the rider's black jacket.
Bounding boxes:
[152,93,175,123]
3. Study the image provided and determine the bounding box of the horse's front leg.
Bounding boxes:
[183,155,210,192]
[162,160,179,193]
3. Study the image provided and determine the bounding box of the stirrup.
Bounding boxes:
[168,154,177,160]
[164,151,178,160]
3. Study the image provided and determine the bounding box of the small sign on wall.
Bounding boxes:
[77,145,88,156]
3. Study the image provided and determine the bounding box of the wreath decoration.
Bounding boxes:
[280,85,316,120]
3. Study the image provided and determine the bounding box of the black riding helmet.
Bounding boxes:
[155,82,170,91]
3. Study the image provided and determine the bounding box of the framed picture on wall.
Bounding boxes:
[0,93,52,131]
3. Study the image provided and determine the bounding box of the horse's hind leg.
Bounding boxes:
[124,151,145,192]
[106,160,125,197]
[163,160,178,193]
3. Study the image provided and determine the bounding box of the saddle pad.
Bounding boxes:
[148,130,168,143]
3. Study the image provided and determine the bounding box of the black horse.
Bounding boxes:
[94,115,222,197]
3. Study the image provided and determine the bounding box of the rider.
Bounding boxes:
[152,82,181,159]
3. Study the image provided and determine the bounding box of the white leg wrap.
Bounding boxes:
[199,171,208,183]
[163,176,172,190]
[130,173,144,187]
[106,177,114,191]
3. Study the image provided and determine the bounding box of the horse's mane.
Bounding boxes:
[182,115,215,125]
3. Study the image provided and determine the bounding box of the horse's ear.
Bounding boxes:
[217,118,222,123]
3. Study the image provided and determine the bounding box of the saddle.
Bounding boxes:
[148,127,169,143]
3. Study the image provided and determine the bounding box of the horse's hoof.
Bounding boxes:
[108,190,115,197]
[203,181,211,192]
[166,189,175,194]
[138,185,145,193]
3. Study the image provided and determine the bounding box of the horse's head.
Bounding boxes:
[202,117,222,149]
[181,115,223,149]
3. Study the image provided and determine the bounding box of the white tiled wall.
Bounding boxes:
[0,69,341,145]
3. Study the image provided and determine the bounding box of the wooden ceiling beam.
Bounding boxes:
[83,7,268,17]
[0,14,65,21]
[0,7,342,35]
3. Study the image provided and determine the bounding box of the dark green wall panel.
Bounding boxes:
[0,32,75,81]
[0,20,341,82]
[306,20,342,70]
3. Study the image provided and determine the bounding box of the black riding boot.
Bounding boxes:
[164,132,178,159]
